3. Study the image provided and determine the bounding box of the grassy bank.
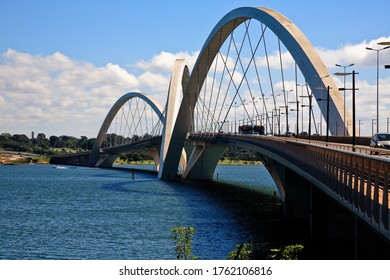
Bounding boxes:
[0,152,51,165]
[114,159,262,166]
[218,159,263,165]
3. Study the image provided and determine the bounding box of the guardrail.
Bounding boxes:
[201,134,390,240]
[306,143,390,237]
[289,138,390,158]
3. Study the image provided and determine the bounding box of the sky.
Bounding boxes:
[0,0,389,138]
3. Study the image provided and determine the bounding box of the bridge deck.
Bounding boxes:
[189,133,390,241]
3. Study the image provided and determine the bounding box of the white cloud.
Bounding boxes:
[135,51,199,72]
[1,35,389,138]
[0,49,141,137]
[138,71,169,94]
[316,36,390,68]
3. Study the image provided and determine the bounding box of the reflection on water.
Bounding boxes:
[0,164,285,260]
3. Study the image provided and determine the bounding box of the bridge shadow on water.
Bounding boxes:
[104,167,390,260]
[182,179,390,260]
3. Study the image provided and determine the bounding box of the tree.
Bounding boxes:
[267,244,304,260]
[37,133,46,140]
[171,227,198,260]
[12,134,29,143]
[77,136,88,150]
[1,133,11,139]
[86,138,96,150]
[227,243,253,260]
[127,152,142,163]
[119,153,128,162]
[49,135,60,148]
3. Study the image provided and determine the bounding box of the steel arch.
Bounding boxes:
[158,59,190,178]
[89,92,164,166]
[160,7,351,180]
[196,7,349,135]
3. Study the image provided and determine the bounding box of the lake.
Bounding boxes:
[0,164,284,260]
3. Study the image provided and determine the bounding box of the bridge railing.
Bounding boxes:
[289,138,390,158]
[306,143,389,235]
[219,134,390,239]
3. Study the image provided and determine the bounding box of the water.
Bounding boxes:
[0,164,281,260]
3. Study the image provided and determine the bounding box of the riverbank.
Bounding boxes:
[114,159,263,166]
[1,151,263,166]
[0,151,50,165]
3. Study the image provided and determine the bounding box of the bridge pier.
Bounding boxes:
[310,186,390,259]
[149,148,161,171]
[273,165,390,259]
[181,142,228,180]
[95,154,118,167]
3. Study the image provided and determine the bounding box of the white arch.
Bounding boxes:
[160,7,351,180]
[158,59,190,178]
[89,92,164,166]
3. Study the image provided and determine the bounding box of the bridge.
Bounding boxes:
[50,7,390,255]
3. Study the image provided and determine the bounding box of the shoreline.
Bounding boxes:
[0,151,262,166]
[0,152,50,165]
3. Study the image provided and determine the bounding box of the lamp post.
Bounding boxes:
[297,83,308,134]
[366,45,390,133]
[281,89,293,135]
[233,102,238,133]
[241,99,246,125]
[317,86,331,144]
[335,71,359,150]
[335,63,354,136]
[250,97,258,128]
[300,93,313,140]
[274,108,281,135]
[314,74,330,135]
[258,96,268,134]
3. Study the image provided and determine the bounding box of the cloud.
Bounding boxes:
[135,51,199,72]
[1,35,389,138]
[0,49,140,137]
[316,36,390,68]
[138,71,169,95]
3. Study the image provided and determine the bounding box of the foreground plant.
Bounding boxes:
[171,227,198,260]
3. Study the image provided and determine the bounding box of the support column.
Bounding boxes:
[182,142,228,180]
[149,148,160,172]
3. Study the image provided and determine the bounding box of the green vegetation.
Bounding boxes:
[221,145,263,163]
[171,227,199,260]
[171,226,304,260]
[0,132,96,156]
[1,131,264,165]
[227,243,253,260]
[267,244,304,260]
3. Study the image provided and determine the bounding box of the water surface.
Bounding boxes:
[0,164,280,260]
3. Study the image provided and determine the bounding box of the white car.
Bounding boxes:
[370,133,390,149]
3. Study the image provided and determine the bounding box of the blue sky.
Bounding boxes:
[0,0,389,137]
[1,0,388,66]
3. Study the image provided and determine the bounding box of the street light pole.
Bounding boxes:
[314,74,330,136]
[316,86,331,144]
[335,63,354,136]
[352,71,356,149]
[366,45,390,133]
[334,71,359,150]
[326,86,330,144]
[297,83,307,134]
[281,89,293,135]
[234,102,237,133]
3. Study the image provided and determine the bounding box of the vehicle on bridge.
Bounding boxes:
[239,125,265,135]
[370,132,390,149]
